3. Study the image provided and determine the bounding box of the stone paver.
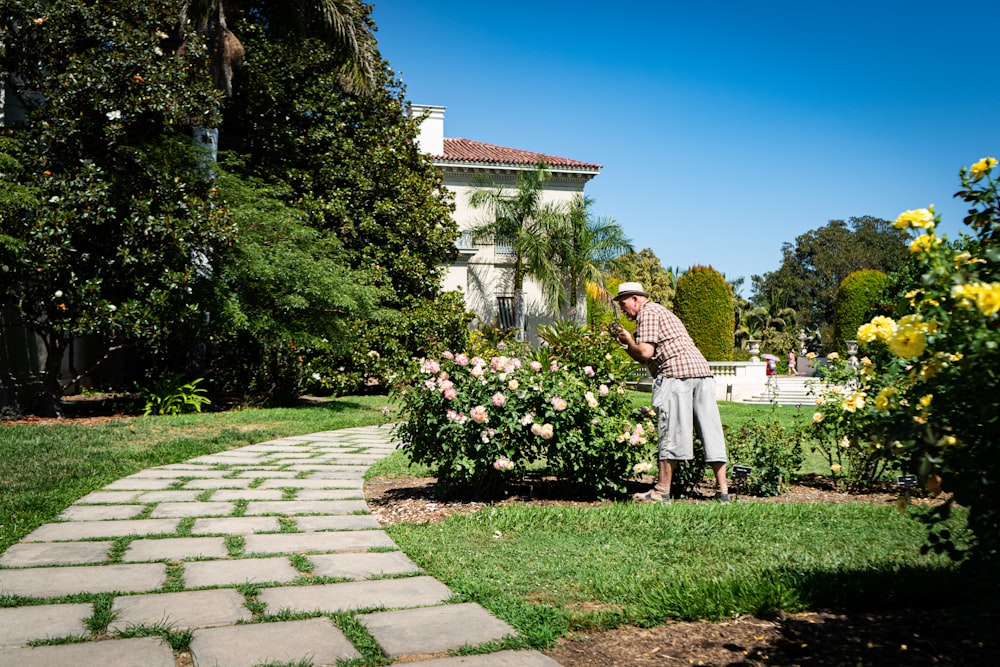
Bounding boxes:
[0,563,167,597]
[58,504,146,521]
[182,556,299,588]
[148,501,234,518]
[0,541,112,567]
[109,588,250,631]
[74,490,140,504]
[243,499,367,515]
[22,518,179,541]
[292,514,381,531]
[134,490,203,502]
[243,530,395,554]
[180,478,253,490]
[123,536,229,562]
[189,617,361,667]
[308,550,421,579]
[210,489,285,501]
[190,516,280,535]
[0,603,91,646]
[0,637,174,667]
[358,602,517,658]
[295,488,364,500]
[232,469,299,478]
[258,576,452,614]
[127,468,232,479]
[406,650,564,666]
[102,478,176,491]
[256,478,358,490]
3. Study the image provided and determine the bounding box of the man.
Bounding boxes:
[613,282,729,503]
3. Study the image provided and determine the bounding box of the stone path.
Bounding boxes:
[0,425,561,666]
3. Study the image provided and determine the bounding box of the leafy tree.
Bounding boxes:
[620,248,677,308]
[211,25,459,397]
[752,216,909,336]
[0,0,233,415]
[549,195,633,325]
[467,164,560,341]
[174,0,379,97]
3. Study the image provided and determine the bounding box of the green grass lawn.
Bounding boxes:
[1,393,965,649]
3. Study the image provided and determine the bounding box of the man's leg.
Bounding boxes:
[693,377,729,498]
[710,461,728,495]
[654,459,678,496]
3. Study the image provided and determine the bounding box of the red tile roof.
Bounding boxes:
[439,138,601,170]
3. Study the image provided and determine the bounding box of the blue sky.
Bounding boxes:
[372,1,998,293]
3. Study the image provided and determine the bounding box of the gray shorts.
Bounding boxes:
[651,376,727,463]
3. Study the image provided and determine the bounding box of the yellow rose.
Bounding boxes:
[909,233,940,255]
[813,412,824,423]
[827,352,839,361]
[887,325,926,358]
[970,156,998,181]
[893,207,934,230]
[918,394,933,409]
[874,387,894,411]
[951,283,978,309]
[975,282,1000,317]
[831,463,842,474]
[842,393,865,412]
[936,435,958,448]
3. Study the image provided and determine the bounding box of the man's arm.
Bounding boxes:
[616,329,654,363]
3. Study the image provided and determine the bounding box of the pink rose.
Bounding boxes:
[492,392,506,407]
[584,365,595,377]
[470,405,489,424]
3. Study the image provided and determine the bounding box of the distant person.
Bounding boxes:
[787,349,797,375]
[612,282,729,504]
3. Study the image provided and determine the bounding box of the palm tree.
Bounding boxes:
[176,0,379,97]
[552,195,633,325]
[467,164,560,341]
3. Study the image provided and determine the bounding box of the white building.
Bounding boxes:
[411,105,602,342]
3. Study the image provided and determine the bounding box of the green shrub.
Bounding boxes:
[725,414,805,496]
[833,269,888,354]
[674,265,734,361]
[392,324,653,499]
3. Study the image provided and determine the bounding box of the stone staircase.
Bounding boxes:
[742,375,826,406]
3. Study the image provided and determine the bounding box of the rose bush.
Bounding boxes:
[392,325,654,499]
[844,156,999,573]
[807,353,904,490]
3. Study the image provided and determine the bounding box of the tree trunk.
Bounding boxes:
[38,332,68,417]
[514,288,526,342]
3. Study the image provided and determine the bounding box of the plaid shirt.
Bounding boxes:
[635,302,712,378]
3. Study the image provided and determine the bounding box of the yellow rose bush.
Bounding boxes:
[852,157,1000,570]
[808,354,903,490]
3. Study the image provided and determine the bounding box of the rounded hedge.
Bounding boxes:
[673,265,734,361]
[833,269,888,353]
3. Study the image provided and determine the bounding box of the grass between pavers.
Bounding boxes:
[0,395,392,552]
[387,501,966,648]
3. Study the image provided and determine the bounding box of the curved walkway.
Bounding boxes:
[0,425,560,666]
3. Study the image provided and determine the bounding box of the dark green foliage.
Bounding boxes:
[220,32,457,307]
[0,0,233,414]
[833,269,888,353]
[674,266,735,361]
[752,216,909,334]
